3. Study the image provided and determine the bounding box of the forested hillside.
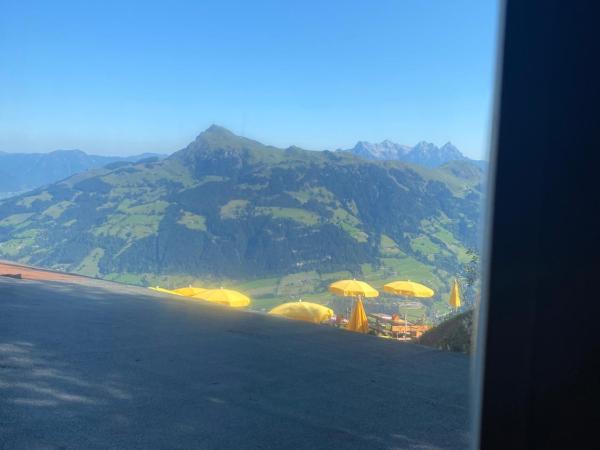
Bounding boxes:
[0,126,484,312]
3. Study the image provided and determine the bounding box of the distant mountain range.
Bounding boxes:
[0,150,166,198]
[0,137,487,199]
[0,126,484,307]
[341,140,485,168]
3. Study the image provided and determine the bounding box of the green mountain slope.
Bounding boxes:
[0,126,484,314]
[0,150,166,197]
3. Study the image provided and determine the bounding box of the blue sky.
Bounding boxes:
[0,0,499,158]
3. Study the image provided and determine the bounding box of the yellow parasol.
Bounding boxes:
[328,279,379,298]
[384,280,434,326]
[449,279,462,308]
[193,288,251,308]
[383,281,434,298]
[269,301,334,324]
[346,298,369,333]
[329,279,377,334]
[172,285,207,297]
[149,286,184,296]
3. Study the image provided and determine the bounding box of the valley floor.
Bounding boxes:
[0,269,470,449]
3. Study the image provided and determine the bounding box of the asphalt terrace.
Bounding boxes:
[0,266,471,449]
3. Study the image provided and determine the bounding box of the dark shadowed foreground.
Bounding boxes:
[0,276,470,449]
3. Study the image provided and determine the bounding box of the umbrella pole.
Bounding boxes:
[359,295,364,333]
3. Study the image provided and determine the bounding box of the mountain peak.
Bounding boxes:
[194,124,237,142]
[347,140,410,160]
[173,125,272,162]
[191,125,241,146]
[204,124,234,135]
[413,141,436,149]
[345,139,467,167]
[439,142,465,158]
[440,141,458,151]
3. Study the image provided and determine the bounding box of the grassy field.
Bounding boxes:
[177,211,207,231]
[76,248,105,277]
[254,207,320,226]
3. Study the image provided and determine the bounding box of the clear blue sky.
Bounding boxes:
[0,0,499,158]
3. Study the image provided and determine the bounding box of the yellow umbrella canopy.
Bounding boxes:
[269,301,334,324]
[149,286,184,296]
[193,288,251,308]
[328,279,379,298]
[449,279,462,308]
[383,281,434,298]
[172,286,207,297]
[347,298,369,333]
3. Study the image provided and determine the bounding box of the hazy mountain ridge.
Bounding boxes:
[0,126,484,299]
[342,139,483,168]
[0,149,167,196]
